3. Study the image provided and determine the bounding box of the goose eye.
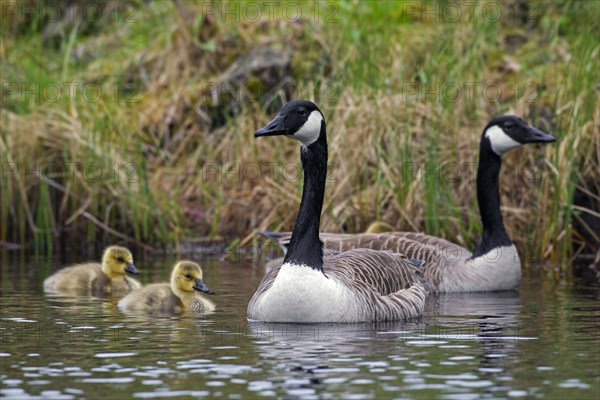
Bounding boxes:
[116,257,125,263]
[298,108,306,116]
[185,274,192,280]
[504,122,514,130]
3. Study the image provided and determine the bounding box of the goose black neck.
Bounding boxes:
[473,140,513,257]
[283,122,327,272]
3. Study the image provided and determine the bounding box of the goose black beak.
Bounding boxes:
[125,263,139,275]
[193,279,210,293]
[524,126,556,144]
[255,115,286,137]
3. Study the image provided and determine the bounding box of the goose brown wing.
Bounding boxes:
[320,232,471,292]
[324,248,427,296]
[324,248,428,320]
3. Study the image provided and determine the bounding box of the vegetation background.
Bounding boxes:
[1,0,598,276]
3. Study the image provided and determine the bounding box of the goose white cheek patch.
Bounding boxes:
[485,125,521,156]
[291,111,323,146]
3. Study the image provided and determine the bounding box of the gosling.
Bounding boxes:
[44,246,141,295]
[365,221,395,234]
[118,261,215,313]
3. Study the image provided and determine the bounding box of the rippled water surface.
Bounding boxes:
[1,257,599,399]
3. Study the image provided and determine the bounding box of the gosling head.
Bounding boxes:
[483,115,556,157]
[365,221,395,234]
[101,246,138,278]
[254,100,324,146]
[171,261,209,294]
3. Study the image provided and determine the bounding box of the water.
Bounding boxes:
[1,257,599,399]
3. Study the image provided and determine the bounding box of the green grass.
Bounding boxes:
[1,0,598,274]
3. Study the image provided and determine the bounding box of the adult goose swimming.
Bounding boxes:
[263,115,556,293]
[247,100,429,323]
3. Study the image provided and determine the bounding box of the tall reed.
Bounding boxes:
[1,1,597,275]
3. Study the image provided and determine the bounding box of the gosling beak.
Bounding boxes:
[193,279,209,293]
[125,263,139,275]
[255,114,286,137]
[524,126,556,144]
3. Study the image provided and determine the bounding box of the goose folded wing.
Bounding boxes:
[324,248,426,296]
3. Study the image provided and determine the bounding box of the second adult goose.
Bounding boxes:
[247,100,428,323]
[264,116,556,293]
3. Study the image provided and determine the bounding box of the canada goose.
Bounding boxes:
[118,261,214,313]
[263,116,556,293]
[44,246,141,295]
[248,100,428,323]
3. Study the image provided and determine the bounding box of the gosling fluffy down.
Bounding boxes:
[44,246,141,295]
[118,261,215,313]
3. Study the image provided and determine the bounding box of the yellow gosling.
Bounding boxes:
[365,221,396,234]
[118,261,215,313]
[44,246,141,295]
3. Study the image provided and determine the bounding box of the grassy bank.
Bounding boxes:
[1,1,598,273]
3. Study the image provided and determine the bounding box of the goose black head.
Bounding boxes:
[483,115,556,156]
[255,100,324,146]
